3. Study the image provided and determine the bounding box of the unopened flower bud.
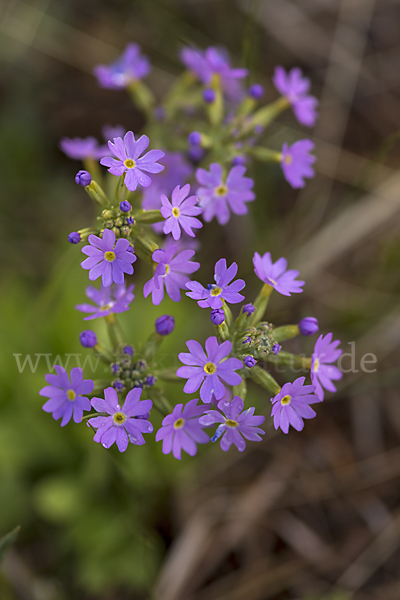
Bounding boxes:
[80,330,97,348]
[120,200,131,213]
[232,155,246,166]
[298,317,319,336]
[243,303,255,316]
[244,356,257,368]
[145,375,156,386]
[210,308,225,326]
[188,131,202,146]
[75,170,92,186]
[248,84,264,99]
[203,88,216,103]
[155,315,175,336]
[123,345,134,356]
[272,343,281,355]
[68,232,81,244]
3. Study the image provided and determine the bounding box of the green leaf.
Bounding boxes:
[0,526,20,564]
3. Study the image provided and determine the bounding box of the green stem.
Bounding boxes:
[104,314,125,351]
[249,96,290,128]
[81,411,108,421]
[250,283,273,326]
[249,365,281,396]
[233,377,247,400]
[215,321,230,342]
[134,209,164,224]
[157,370,181,383]
[266,351,311,370]
[273,325,300,342]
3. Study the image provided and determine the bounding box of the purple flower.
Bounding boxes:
[94,43,151,89]
[40,366,93,426]
[143,245,200,305]
[80,330,97,348]
[59,137,109,161]
[68,232,81,244]
[210,308,225,326]
[196,163,255,225]
[81,229,136,287]
[273,66,318,127]
[253,252,304,296]
[119,200,131,212]
[155,399,209,460]
[155,315,175,336]
[180,46,248,100]
[281,140,316,189]
[188,132,202,146]
[248,84,264,99]
[311,333,343,401]
[75,170,92,186]
[89,387,153,452]
[199,396,265,452]
[76,283,135,320]
[271,377,319,434]
[243,303,255,316]
[299,317,319,336]
[203,88,216,103]
[160,184,203,240]
[186,258,245,309]
[177,337,242,403]
[243,356,256,368]
[100,132,165,192]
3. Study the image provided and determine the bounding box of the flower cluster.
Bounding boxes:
[40,40,344,461]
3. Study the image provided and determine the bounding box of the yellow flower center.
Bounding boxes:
[225,419,238,428]
[113,412,126,425]
[172,207,180,218]
[67,389,76,401]
[313,358,319,372]
[124,159,136,169]
[215,184,228,197]
[164,264,170,274]
[210,286,222,297]
[281,394,291,405]
[204,362,216,374]
[104,251,116,262]
[284,154,292,165]
[174,418,185,429]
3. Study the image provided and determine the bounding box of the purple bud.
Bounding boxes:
[75,170,92,186]
[210,308,225,326]
[272,343,281,355]
[254,125,264,135]
[188,147,205,163]
[154,106,166,121]
[244,356,257,368]
[145,375,156,386]
[68,232,81,244]
[248,84,264,99]
[123,345,134,356]
[120,200,131,213]
[232,155,246,166]
[203,88,216,103]
[242,336,252,345]
[299,317,319,336]
[126,217,135,225]
[243,303,255,316]
[110,363,121,374]
[112,380,124,391]
[80,330,97,348]
[155,315,175,336]
[188,131,202,146]
[126,245,135,253]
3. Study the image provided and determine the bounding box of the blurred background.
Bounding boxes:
[1,0,400,598]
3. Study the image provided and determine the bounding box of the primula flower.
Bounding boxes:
[160,184,203,240]
[143,245,200,305]
[102,124,126,141]
[253,252,304,296]
[40,366,93,426]
[311,333,343,401]
[186,258,245,309]
[76,283,134,320]
[59,137,109,160]
[94,43,150,89]
[281,140,316,189]
[88,387,153,452]
[273,66,318,127]
[271,377,319,434]
[177,337,242,403]
[100,132,165,192]
[81,229,136,287]
[155,399,209,460]
[180,46,247,100]
[200,396,265,452]
[196,163,255,225]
